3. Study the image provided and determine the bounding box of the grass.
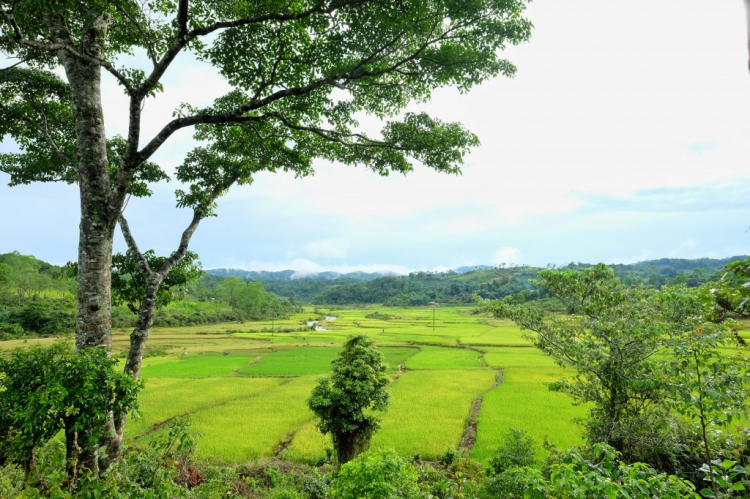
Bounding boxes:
[139,352,264,378]
[188,376,319,462]
[372,370,497,459]
[284,369,498,463]
[237,347,340,376]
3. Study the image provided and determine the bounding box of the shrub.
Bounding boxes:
[511,444,698,498]
[0,463,23,499]
[328,448,420,499]
[487,428,536,475]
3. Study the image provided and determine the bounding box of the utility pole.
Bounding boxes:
[429,301,438,331]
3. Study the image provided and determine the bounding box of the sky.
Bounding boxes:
[1,0,750,274]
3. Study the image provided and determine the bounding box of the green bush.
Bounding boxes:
[487,428,536,475]
[328,448,420,499]
[0,463,23,498]
[511,444,698,498]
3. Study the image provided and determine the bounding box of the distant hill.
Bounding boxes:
[206,256,749,304]
[207,268,397,281]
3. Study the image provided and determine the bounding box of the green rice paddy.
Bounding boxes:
[11,306,735,465]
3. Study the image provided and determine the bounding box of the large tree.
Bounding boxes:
[0,0,531,472]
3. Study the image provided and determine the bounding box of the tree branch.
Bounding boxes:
[135,0,369,98]
[177,0,188,38]
[114,3,157,66]
[137,11,476,162]
[0,32,134,93]
[1,101,76,166]
[117,214,152,276]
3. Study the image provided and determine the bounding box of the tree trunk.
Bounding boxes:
[98,275,164,472]
[333,431,370,468]
[58,19,119,475]
[65,420,80,488]
[61,53,115,352]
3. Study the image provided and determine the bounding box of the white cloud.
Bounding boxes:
[494,247,522,266]
[3,0,750,268]
[669,238,700,258]
[221,258,412,276]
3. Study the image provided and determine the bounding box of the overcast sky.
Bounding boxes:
[2,0,749,273]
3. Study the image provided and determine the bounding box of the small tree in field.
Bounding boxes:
[0,344,139,482]
[309,335,389,466]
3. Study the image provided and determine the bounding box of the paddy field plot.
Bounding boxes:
[7,305,739,465]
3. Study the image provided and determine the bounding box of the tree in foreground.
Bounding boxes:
[0,0,532,472]
[659,287,750,498]
[308,334,389,466]
[481,264,678,462]
[0,344,140,484]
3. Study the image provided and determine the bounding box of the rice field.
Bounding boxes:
[10,306,740,465]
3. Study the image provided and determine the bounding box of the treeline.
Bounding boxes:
[0,252,298,339]
[259,257,747,305]
[0,252,77,338]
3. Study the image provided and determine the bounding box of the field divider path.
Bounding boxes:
[274,431,296,458]
[459,368,504,452]
[229,356,264,376]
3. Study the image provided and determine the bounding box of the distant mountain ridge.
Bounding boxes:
[206,268,400,281]
[207,257,747,282]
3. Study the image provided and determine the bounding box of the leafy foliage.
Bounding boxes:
[111,249,203,314]
[328,448,419,499]
[482,264,674,459]
[0,344,140,475]
[487,428,537,475]
[308,335,389,465]
[708,257,750,319]
[661,296,750,498]
[515,444,698,498]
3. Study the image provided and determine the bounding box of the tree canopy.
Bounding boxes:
[0,0,533,474]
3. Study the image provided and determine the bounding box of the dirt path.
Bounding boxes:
[274,431,296,457]
[459,369,503,452]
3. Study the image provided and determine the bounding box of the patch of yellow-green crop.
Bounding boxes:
[470,352,586,463]
[139,352,260,377]
[127,377,284,437]
[189,376,318,463]
[371,370,497,459]
[482,346,558,369]
[238,347,340,375]
[282,421,331,463]
[405,346,485,370]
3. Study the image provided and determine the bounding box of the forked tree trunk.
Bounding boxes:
[99,275,164,471]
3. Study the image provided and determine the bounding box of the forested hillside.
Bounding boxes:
[3,251,746,338]
[217,256,749,305]
[0,252,298,339]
